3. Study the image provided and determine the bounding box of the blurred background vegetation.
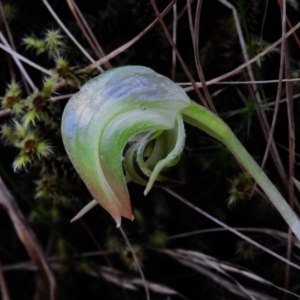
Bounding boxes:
[0,0,300,299]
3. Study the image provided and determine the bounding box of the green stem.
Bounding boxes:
[182,101,300,241]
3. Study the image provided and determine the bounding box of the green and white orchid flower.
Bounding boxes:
[61,65,300,242]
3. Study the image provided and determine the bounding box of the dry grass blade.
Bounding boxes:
[99,266,187,299]
[119,226,150,300]
[0,258,11,300]
[160,248,299,299]
[2,260,186,299]
[163,187,300,270]
[0,32,35,90]
[0,176,56,300]
[0,38,53,75]
[191,264,277,300]
[168,227,300,249]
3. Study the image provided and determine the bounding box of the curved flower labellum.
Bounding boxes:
[62,65,300,242]
[61,66,190,227]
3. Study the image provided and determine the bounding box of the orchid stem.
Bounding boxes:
[182,101,300,242]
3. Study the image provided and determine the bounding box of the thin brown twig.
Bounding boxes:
[42,0,103,73]
[65,0,110,70]
[193,0,216,112]
[67,0,112,69]
[186,0,206,107]
[186,0,194,43]
[186,0,217,110]
[179,78,300,86]
[276,0,300,48]
[183,21,300,91]
[167,1,192,30]
[0,176,57,300]
[66,0,100,57]
[284,8,296,209]
[0,257,11,300]
[149,0,208,107]
[280,0,296,296]
[50,94,74,101]
[83,0,176,72]
[259,0,269,42]
[171,2,177,81]
[260,0,286,180]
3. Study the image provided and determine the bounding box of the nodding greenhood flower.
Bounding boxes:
[62,66,300,242]
[62,66,189,226]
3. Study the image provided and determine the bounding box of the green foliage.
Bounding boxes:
[1,82,23,114]
[23,29,65,56]
[2,2,17,21]
[120,246,144,271]
[228,172,254,206]
[0,27,88,223]
[45,29,65,55]
[235,240,257,260]
[148,229,167,247]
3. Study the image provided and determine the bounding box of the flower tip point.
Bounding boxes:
[70,215,79,223]
[115,219,121,228]
[144,181,155,196]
